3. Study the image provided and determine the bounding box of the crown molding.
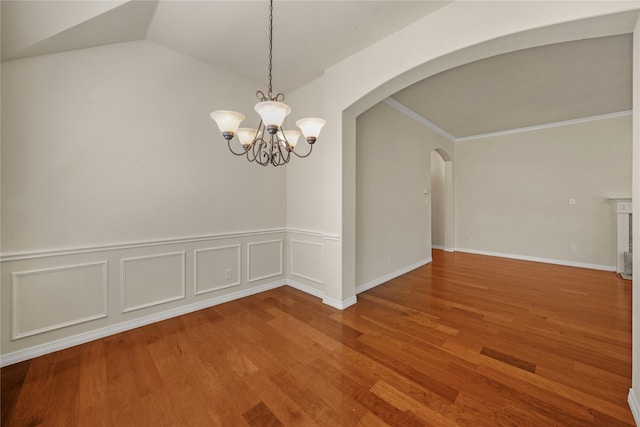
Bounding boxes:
[383,97,456,142]
[384,97,632,143]
[455,110,633,142]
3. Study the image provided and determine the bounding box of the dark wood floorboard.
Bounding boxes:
[1,250,634,426]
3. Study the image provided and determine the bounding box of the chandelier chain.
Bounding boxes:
[268,0,273,99]
[210,0,324,167]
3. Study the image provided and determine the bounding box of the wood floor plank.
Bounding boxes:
[1,250,633,426]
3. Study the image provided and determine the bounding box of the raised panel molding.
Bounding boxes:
[247,240,283,283]
[194,245,241,295]
[290,240,323,283]
[11,261,108,339]
[121,252,186,313]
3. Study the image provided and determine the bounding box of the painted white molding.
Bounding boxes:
[121,251,186,313]
[629,389,640,426]
[432,245,445,250]
[455,110,633,142]
[322,295,358,310]
[355,258,433,295]
[322,234,341,241]
[0,279,286,368]
[247,239,284,283]
[290,240,323,284]
[288,228,340,241]
[0,228,287,262]
[287,228,324,237]
[11,261,108,340]
[384,97,457,142]
[386,94,632,144]
[456,248,615,272]
[194,244,242,295]
[286,279,324,300]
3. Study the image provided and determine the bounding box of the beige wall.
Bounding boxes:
[1,40,289,362]
[1,40,286,254]
[355,101,452,288]
[454,115,632,268]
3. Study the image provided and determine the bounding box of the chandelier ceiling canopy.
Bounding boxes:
[210,0,325,167]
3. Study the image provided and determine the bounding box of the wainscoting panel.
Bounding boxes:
[0,229,321,366]
[121,252,186,313]
[290,240,323,283]
[194,245,241,295]
[247,240,283,283]
[11,261,108,339]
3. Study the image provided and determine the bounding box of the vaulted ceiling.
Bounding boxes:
[1,1,635,139]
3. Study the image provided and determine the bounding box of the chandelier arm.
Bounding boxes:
[291,143,313,158]
[271,136,286,166]
[256,90,267,102]
[281,146,291,165]
[227,139,251,156]
[256,139,270,166]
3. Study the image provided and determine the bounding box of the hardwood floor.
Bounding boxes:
[1,250,634,426]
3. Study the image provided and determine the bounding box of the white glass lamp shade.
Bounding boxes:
[282,130,301,148]
[296,118,326,140]
[236,128,257,147]
[210,110,245,134]
[254,101,291,127]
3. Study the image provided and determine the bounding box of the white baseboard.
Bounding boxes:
[432,245,455,253]
[322,295,358,310]
[0,279,286,368]
[286,279,324,299]
[629,389,640,426]
[288,279,359,310]
[355,258,432,295]
[455,248,615,272]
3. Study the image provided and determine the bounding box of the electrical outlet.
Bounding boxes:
[569,245,576,253]
[467,234,473,242]
[387,254,392,263]
[225,268,232,279]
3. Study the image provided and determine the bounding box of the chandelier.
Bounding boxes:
[210,0,325,167]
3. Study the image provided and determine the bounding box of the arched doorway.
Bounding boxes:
[430,148,454,252]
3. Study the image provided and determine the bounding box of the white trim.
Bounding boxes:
[194,244,242,295]
[322,234,341,241]
[432,244,445,250]
[629,389,640,426]
[455,110,632,142]
[287,228,325,237]
[11,261,109,340]
[355,258,432,294]
[0,228,338,263]
[0,228,287,262]
[384,97,457,142]
[288,228,340,241]
[385,95,632,144]
[121,251,186,313]
[247,239,284,283]
[290,240,323,284]
[286,279,324,300]
[0,279,286,368]
[322,295,358,310]
[455,248,615,272]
